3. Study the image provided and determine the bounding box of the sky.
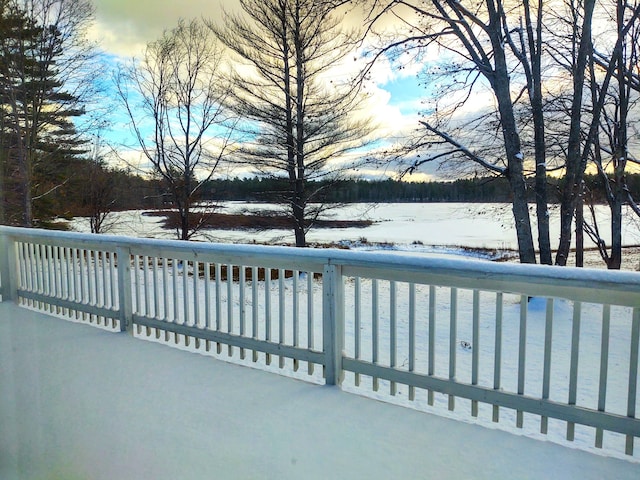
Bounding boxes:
[87,0,433,180]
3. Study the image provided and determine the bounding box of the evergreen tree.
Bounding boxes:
[0,0,93,226]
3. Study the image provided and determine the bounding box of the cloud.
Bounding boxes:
[90,0,242,56]
[90,0,440,180]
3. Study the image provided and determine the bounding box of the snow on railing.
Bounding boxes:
[0,226,639,457]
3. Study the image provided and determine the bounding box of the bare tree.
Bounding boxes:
[582,0,640,269]
[552,0,597,266]
[365,0,538,263]
[80,136,116,234]
[209,0,374,247]
[116,19,234,241]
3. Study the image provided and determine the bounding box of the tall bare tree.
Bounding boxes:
[365,0,538,263]
[116,19,234,241]
[552,0,597,266]
[209,0,374,247]
[582,0,640,269]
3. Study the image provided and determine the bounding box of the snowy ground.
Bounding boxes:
[69,202,640,269]
[1,302,638,480]
[115,259,638,462]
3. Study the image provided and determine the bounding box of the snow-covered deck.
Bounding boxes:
[1,302,637,480]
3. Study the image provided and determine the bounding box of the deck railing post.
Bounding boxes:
[0,231,18,302]
[117,246,133,333]
[323,262,345,386]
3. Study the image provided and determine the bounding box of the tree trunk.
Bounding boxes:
[292,198,306,247]
[555,0,596,266]
[487,2,536,264]
[524,0,552,265]
[575,184,584,267]
[19,149,33,227]
[608,193,622,269]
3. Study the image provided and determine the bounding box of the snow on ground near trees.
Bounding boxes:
[1,302,639,480]
[70,202,640,268]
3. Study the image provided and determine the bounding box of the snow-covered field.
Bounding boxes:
[70,202,640,268]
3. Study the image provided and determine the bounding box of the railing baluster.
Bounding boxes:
[566,301,582,440]
[153,257,160,321]
[102,252,109,312]
[292,270,298,370]
[279,269,285,368]
[227,264,234,356]
[215,263,222,353]
[112,251,117,314]
[493,292,503,422]
[428,285,436,406]
[38,244,46,305]
[14,242,22,294]
[17,242,26,294]
[626,307,640,455]
[372,278,379,391]
[79,248,86,319]
[133,255,140,323]
[448,288,458,411]
[204,262,211,329]
[110,251,117,315]
[71,248,78,314]
[265,269,272,365]
[93,250,100,309]
[193,261,200,347]
[32,243,40,303]
[44,245,51,310]
[307,271,314,374]
[517,295,528,428]
[541,298,554,433]
[182,260,190,345]
[63,247,70,303]
[86,249,94,316]
[239,265,246,360]
[354,276,361,387]
[409,283,416,401]
[252,266,259,362]
[204,262,211,350]
[172,258,179,343]
[143,256,150,320]
[53,246,61,307]
[595,304,611,448]
[162,258,169,322]
[471,290,480,417]
[390,280,397,396]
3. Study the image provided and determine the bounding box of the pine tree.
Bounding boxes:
[0,0,90,227]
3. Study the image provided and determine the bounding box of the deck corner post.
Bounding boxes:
[117,246,133,333]
[0,231,18,302]
[323,262,345,386]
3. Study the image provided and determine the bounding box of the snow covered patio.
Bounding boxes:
[1,301,638,480]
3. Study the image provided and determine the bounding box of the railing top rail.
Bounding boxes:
[1,226,639,306]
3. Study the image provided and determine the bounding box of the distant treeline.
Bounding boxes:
[199,175,640,204]
[41,168,640,225]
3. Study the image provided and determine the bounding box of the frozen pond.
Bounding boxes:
[69,202,640,266]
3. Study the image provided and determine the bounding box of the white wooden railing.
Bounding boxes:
[1,226,639,457]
